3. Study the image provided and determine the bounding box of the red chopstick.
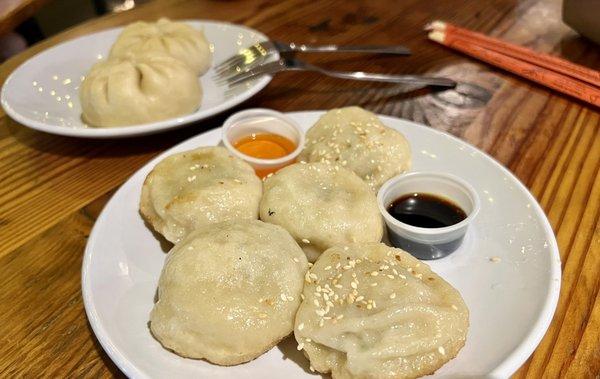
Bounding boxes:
[427,24,600,107]
[427,20,600,88]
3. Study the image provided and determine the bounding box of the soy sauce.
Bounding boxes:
[387,193,466,228]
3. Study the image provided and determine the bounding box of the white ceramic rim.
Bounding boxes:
[221,108,305,166]
[81,111,561,379]
[377,171,481,236]
[0,20,273,139]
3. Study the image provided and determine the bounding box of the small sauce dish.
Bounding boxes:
[377,171,480,260]
[222,109,305,177]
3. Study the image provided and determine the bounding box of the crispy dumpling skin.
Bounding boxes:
[140,146,262,243]
[260,162,383,262]
[299,106,411,191]
[110,18,212,75]
[150,220,309,365]
[294,243,469,379]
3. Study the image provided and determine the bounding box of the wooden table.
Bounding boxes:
[0,0,52,36]
[0,0,598,377]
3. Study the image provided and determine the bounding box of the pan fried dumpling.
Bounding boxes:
[110,18,212,75]
[80,53,201,127]
[150,220,309,365]
[140,146,262,243]
[260,162,383,262]
[299,107,411,191]
[294,243,469,379]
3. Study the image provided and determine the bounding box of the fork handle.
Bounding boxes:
[274,41,411,55]
[303,63,456,87]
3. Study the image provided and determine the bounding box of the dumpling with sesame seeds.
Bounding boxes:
[294,243,469,379]
[150,219,309,365]
[260,162,384,262]
[299,106,411,191]
[140,146,262,243]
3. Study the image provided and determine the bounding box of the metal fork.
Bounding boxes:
[214,41,411,75]
[217,57,456,88]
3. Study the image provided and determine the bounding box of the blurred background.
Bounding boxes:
[0,0,149,62]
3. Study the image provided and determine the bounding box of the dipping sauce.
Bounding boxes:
[234,133,297,160]
[387,193,467,228]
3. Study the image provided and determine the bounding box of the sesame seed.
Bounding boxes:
[490,256,501,263]
[293,257,300,262]
[438,346,446,355]
[336,314,344,320]
[310,366,315,372]
[316,309,326,316]
[298,323,304,331]
[370,271,379,276]
[305,338,312,342]
[370,282,378,287]
[324,266,332,271]
[319,319,324,327]
[389,293,396,299]
[280,294,287,301]
[302,238,311,244]
[323,293,330,301]
[334,284,343,289]
[297,343,304,351]
[326,301,334,308]
[350,282,358,289]
[387,274,395,279]
[258,313,268,318]
[451,305,458,310]
[313,299,320,306]
[300,294,305,300]
[309,273,318,280]
[366,304,372,310]
[355,296,365,302]
[287,296,294,301]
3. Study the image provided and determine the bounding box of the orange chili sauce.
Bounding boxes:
[233,133,297,177]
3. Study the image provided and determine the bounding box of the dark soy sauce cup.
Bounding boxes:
[377,172,480,260]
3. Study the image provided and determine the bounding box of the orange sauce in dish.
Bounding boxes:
[234,133,296,159]
[233,133,297,178]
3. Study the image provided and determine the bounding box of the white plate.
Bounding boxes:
[82,111,561,378]
[0,21,272,138]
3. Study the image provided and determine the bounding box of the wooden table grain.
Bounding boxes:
[0,0,598,377]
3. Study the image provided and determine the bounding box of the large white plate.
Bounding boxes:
[1,20,272,138]
[82,111,561,378]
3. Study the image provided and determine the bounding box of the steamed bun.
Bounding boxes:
[294,243,469,378]
[150,220,309,365]
[110,18,212,75]
[140,146,262,243]
[260,162,383,262]
[299,107,411,191]
[80,53,201,127]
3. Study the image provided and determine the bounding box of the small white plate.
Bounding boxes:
[0,21,272,138]
[82,111,561,378]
